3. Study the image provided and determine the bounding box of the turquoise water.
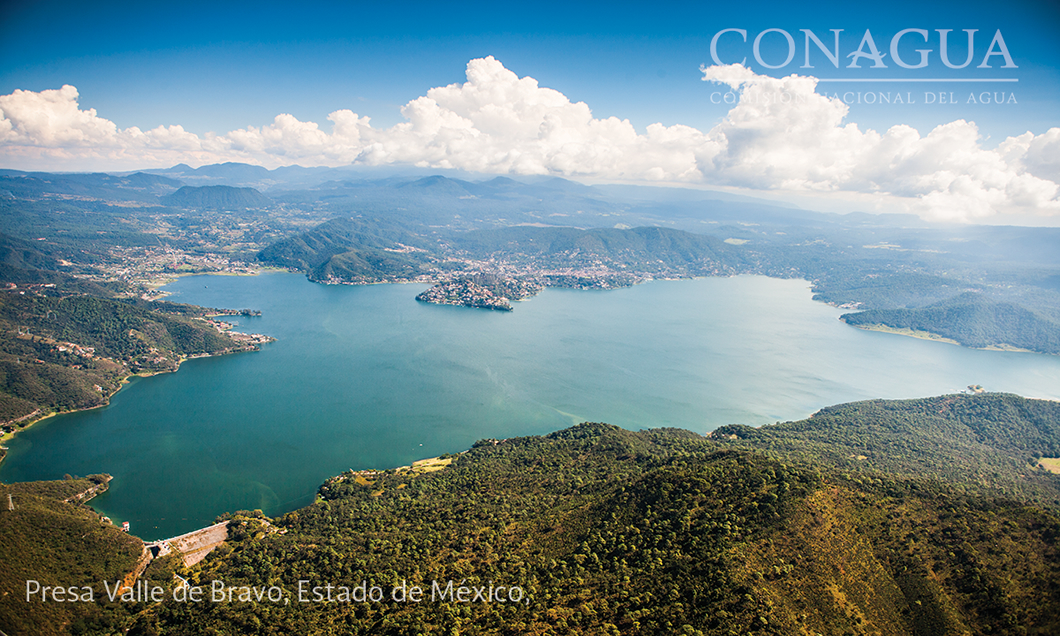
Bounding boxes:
[2,273,1058,540]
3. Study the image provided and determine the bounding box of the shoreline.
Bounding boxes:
[0,343,269,459]
[2,272,278,451]
[144,265,288,288]
[846,322,1044,355]
[0,409,60,444]
[144,266,290,299]
[846,323,962,345]
[300,272,1054,359]
[119,391,1060,542]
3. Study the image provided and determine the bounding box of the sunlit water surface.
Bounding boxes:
[2,273,1057,539]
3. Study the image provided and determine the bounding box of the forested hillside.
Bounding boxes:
[3,393,1051,635]
[162,185,273,210]
[255,217,440,283]
[125,396,1060,635]
[0,477,144,636]
[841,293,1060,354]
[0,286,253,429]
[255,220,751,284]
[714,393,1060,505]
[450,225,749,276]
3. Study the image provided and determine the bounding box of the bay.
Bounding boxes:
[2,272,1058,540]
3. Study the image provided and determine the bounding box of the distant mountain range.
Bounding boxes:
[0,170,182,202]
[1,162,1058,354]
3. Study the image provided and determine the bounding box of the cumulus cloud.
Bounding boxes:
[349,58,712,181]
[697,65,1059,221]
[1,57,1058,222]
[0,85,118,146]
[0,85,233,169]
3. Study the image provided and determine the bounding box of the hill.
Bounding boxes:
[451,225,748,276]
[0,289,260,430]
[126,396,1060,635]
[841,293,1060,354]
[0,477,144,636]
[0,172,182,203]
[0,234,61,271]
[714,393,1060,505]
[5,393,1057,635]
[160,185,272,210]
[255,216,438,282]
[257,220,750,285]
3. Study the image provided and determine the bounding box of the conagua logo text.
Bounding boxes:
[709,29,1016,70]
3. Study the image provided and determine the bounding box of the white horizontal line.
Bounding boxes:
[815,78,1018,83]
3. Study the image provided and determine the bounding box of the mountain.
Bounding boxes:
[397,175,476,197]
[0,263,117,297]
[0,477,143,636]
[0,292,258,426]
[841,292,1060,354]
[0,171,183,202]
[255,216,438,282]
[160,185,272,210]
[456,224,734,258]
[176,162,271,182]
[257,220,752,284]
[0,234,60,271]
[714,393,1060,504]
[131,394,1060,635]
[144,161,272,184]
[10,393,1058,635]
[140,162,352,191]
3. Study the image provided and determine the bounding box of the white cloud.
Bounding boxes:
[698,65,1059,221]
[0,85,234,169]
[0,58,1057,223]
[999,127,1060,184]
[0,85,118,146]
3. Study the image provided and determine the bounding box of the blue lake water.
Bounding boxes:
[2,272,1058,540]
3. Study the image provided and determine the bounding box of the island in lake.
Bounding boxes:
[415,275,535,311]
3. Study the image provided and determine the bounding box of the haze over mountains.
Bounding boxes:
[3,161,1060,635]
[2,161,1059,357]
[4,159,1057,441]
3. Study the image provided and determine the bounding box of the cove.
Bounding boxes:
[2,272,1058,540]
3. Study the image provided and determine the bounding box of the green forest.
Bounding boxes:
[0,272,256,431]
[0,476,144,636]
[1,166,1059,633]
[841,293,1060,354]
[3,393,1058,635]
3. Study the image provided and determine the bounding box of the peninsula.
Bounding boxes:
[0,275,273,447]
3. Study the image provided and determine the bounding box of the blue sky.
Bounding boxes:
[1,0,1058,223]
[3,0,1057,137]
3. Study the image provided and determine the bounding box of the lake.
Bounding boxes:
[2,272,1058,540]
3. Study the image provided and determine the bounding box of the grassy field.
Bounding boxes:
[1040,457,1060,474]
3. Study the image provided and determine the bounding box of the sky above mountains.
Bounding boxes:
[1,0,1058,224]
